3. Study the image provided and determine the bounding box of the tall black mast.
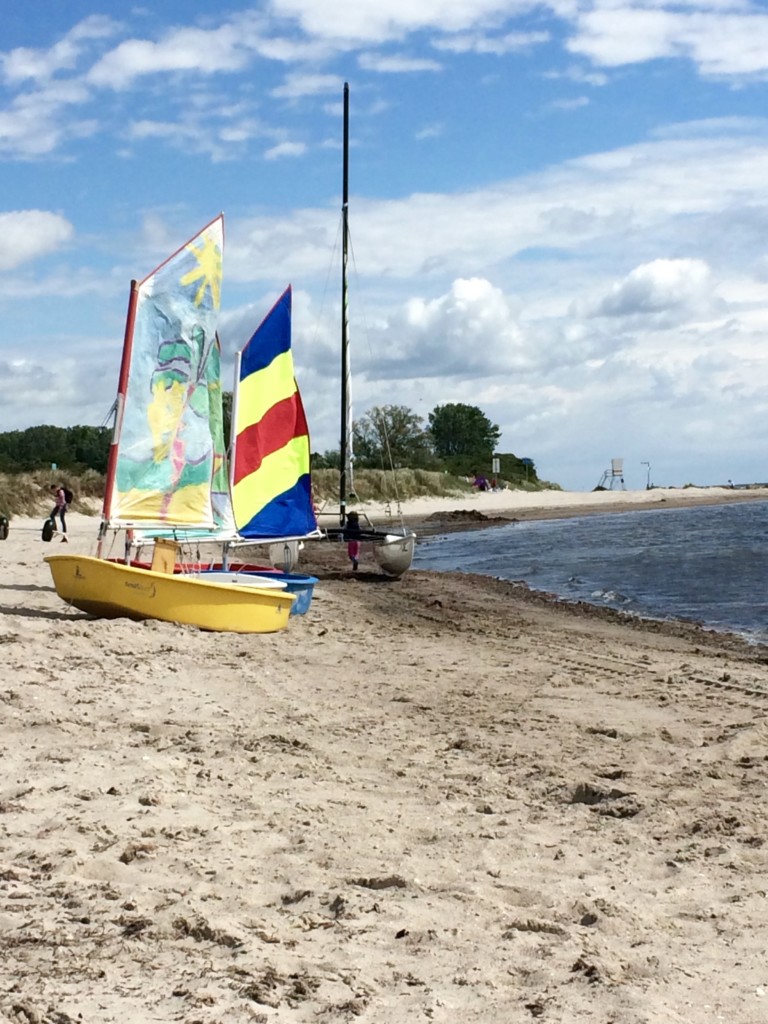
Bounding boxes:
[339,82,350,528]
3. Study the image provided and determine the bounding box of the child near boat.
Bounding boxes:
[345,511,361,571]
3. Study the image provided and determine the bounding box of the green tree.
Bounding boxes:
[0,424,111,473]
[312,450,340,469]
[428,403,501,471]
[352,404,435,469]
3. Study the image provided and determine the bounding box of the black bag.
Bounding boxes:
[63,487,74,505]
[42,518,54,542]
[0,515,8,541]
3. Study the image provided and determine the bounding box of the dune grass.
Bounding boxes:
[0,467,559,520]
[312,468,560,506]
[0,469,104,519]
[311,467,474,505]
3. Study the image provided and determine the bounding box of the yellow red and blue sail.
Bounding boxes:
[231,286,317,539]
[108,215,224,528]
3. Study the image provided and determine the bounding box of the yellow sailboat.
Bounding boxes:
[45,553,292,633]
[46,215,295,633]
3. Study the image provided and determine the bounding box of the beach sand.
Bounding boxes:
[2,490,768,1023]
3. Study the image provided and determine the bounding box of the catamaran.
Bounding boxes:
[319,82,416,576]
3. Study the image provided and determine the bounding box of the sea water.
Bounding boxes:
[413,499,768,644]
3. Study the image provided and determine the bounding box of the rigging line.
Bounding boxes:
[100,399,118,429]
[308,213,343,354]
[345,224,407,520]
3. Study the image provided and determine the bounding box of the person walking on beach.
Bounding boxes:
[345,510,362,571]
[49,484,68,542]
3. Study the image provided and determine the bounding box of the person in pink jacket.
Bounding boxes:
[49,484,68,542]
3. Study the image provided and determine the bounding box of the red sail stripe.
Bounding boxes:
[233,392,308,486]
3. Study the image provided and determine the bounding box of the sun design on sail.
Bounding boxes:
[180,230,223,309]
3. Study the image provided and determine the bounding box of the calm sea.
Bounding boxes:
[414,499,768,644]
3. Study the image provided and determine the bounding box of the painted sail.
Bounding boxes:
[231,286,317,539]
[107,216,224,528]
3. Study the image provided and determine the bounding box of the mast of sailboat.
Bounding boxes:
[97,279,139,559]
[339,81,350,528]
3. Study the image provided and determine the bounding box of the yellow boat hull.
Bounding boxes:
[45,555,294,634]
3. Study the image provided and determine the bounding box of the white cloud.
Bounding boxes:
[415,122,445,140]
[87,24,249,88]
[0,359,60,429]
[128,116,228,153]
[1,15,119,83]
[543,64,609,86]
[548,95,589,110]
[219,129,768,318]
[650,116,768,140]
[362,278,528,379]
[358,54,443,73]
[567,5,768,77]
[0,80,95,157]
[582,258,716,319]
[0,212,74,271]
[269,0,541,42]
[264,140,307,159]
[0,348,119,434]
[270,72,344,98]
[433,30,550,54]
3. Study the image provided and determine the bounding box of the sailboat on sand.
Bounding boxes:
[45,216,296,633]
[320,82,416,576]
[186,284,321,613]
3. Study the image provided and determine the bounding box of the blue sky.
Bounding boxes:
[2,1,768,491]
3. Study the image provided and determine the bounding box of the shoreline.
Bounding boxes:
[355,484,768,532]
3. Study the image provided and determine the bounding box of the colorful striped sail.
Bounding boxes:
[231,286,317,539]
[108,215,224,528]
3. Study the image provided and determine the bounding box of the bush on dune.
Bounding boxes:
[0,469,104,519]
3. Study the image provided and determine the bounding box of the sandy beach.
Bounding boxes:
[2,489,768,1023]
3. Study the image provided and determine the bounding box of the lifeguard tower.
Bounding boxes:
[596,458,626,490]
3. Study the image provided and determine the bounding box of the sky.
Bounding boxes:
[2,1,768,491]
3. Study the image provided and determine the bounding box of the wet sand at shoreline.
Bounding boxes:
[1,495,767,1022]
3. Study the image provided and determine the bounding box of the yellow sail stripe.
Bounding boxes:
[114,483,214,526]
[232,436,310,522]
[236,350,297,433]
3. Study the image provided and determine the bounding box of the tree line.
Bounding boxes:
[0,424,112,474]
[313,402,539,484]
[0,401,539,485]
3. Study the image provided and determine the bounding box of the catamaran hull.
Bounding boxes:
[373,532,416,577]
[45,555,294,634]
